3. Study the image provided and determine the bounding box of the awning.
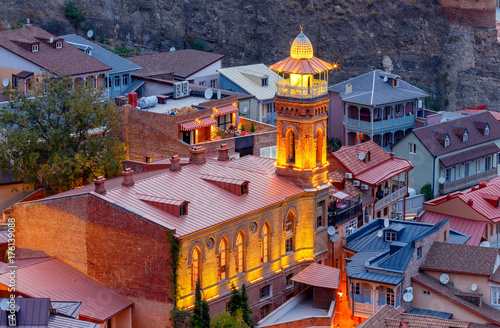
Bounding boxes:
[215,104,239,116]
[331,191,349,200]
[14,71,33,79]
[291,262,340,289]
[198,116,217,126]
[439,144,500,167]
[180,120,203,131]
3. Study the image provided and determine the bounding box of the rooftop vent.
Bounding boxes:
[189,146,206,165]
[121,168,134,187]
[93,176,106,195]
[217,144,230,161]
[345,83,352,95]
[170,155,181,171]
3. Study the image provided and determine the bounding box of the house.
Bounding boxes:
[218,64,278,124]
[392,111,500,196]
[343,218,469,319]
[0,25,110,95]
[59,34,141,98]
[412,242,500,326]
[128,49,224,88]
[419,177,500,246]
[328,141,413,222]
[328,70,428,148]
[9,30,334,327]
[0,257,133,327]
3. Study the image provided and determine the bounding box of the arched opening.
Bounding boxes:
[373,134,382,146]
[191,247,201,290]
[405,128,412,136]
[236,232,245,273]
[347,105,359,119]
[286,129,296,164]
[316,128,323,164]
[262,223,270,263]
[383,132,393,147]
[218,238,228,280]
[360,107,371,122]
[285,212,295,253]
[383,106,392,120]
[394,130,404,143]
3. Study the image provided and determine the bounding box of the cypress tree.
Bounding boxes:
[240,284,255,327]
[227,283,241,317]
[190,280,210,328]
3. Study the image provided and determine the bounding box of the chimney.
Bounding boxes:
[121,168,134,187]
[467,199,474,206]
[389,152,395,160]
[345,83,352,95]
[189,146,206,165]
[170,155,181,171]
[94,176,106,195]
[217,144,230,161]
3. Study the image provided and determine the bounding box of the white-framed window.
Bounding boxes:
[122,74,129,86]
[56,41,63,49]
[210,79,217,88]
[260,284,272,299]
[492,287,500,305]
[386,231,397,242]
[32,44,38,52]
[408,143,416,154]
[198,81,206,86]
[114,76,120,88]
[485,125,490,136]
[262,78,268,87]
[465,161,471,177]
[386,287,395,306]
[416,246,422,258]
[345,219,358,235]
[444,136,450,148]
[353,282,360,295]
[463,131,468,142]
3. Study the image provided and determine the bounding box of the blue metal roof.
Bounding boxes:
[350,271,403,285]
[407,308,453,319]
[59,34,141,75]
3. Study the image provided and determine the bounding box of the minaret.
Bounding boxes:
[269,28,334,189]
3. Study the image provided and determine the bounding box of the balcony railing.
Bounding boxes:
[346,114,415,130]
[375,187,407,212]
[354,302,381,316]
[439,168,497,195]
[276,79,328,99]
[328,202,363,227]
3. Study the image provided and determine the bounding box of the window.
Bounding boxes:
[317,200,325,229]
[353,282,360,295]
[485,125,490,136]
[445,168,451,182]
[241,183,248,195]
[122,74,129,86]
[395,104,403,115]
[191,248,201,290]
[408,143,416,154]
[260,304,271,319]
[465,161,470,177]
[262,223,270,263]
[260,285,271,299]
[463,131,468,142]
[217,114,231,130]
[236,232,245,273]
[386,287,395,306]
[423,290,431,295]
[198,81,206,86]
[285,213,294,253]
[114,76,120,88]
[261,78,268,87]
[56,41,63,49]
[493,287,500,305]
[218,238,228,280]
[385,231,397,242]
[345,219,357,235]
[286,130,295,164]
[486,156,492,171]
[32,44,38,52]
[392,79,399,88]
[12,76,19,89]
[444,230,447,243]
[286,274,294,287]
[444,136,450,148]
[210,79,217,88]
[316,128,323,164]
[417,246,422,259]
[180,203,187,216]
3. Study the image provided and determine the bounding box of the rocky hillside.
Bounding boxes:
[1,0,499,110]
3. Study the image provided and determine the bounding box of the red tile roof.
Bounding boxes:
[419,211,486,246]
[439,143,500,167]
[0,26,110,76]
[291,262,340,289]
[355,158,413,186]
[0,257,132,322]
[456,108,500,121]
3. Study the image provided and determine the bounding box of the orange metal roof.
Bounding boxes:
[0,257,133,323]
[456,177,500,222]
[269,56,334,74]
[355,158,413,186]
[198,116,217,126]
[180,120,204,131]
[291,262,340,289]
[215,104,239,116]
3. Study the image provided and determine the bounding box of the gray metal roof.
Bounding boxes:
[48,315,101,328]
[59,34,141,75]
[50,301,81,319]
[407,308,453,319]
[350,271,403,285]
[218,64,278,101]
[328,70,428,106]
[0,297,50,327]
[122,80,144,95]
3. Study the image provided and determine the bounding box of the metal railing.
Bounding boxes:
[375,187,407,212]
[354,302,381,315]
[346,114,415,130]
[275,79,328,99]
[328,202,363,226]
[439,168,497,195]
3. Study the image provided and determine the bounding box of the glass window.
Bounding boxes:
[345,219,358,235]
[492,287,500,305]
[463,131,468,142]
[198,81,206,86]
[386,287,395,306]
[445,168,451,182]
[32,44,38,52]
[286,274,294,287]
[236,232,245,273]
[260,304,271,319]
[191,248,200,290]
[122,74,129,86]
[354,282,360,295]
[386,231,397,242]
[465,162,470,177]
[218,239,228,280]
[262,78,268,87]
[285,213,294,253]
[260,285,271,299]
[114,76,120,88]
[417,246,422,258]
[56,41,63,49]
[486,156,492,171]
[485,125,490,136]
[444,136,450,148]
[210,79,217,88]
[262,224,270,263]
[408,143,416,154]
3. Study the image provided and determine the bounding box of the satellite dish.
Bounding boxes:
[384,218,389,228]
[471,283,478,291]
[383,75,388,82]
[0,299,8,311]
[170,47,176,52]
[438,177,445,184]
[403,293,413,302]
[204,89,213,99]
[87,30,94,38]
[440,273,450,284]
[377,230,383,238]
[328,226,336,236]
[49,37,54,43]
[243,106,248,113]
[217,90,221,99]
[358,152,366,161]
[2,78,9,87]
[480,241,490,247]
[330,234,339,243]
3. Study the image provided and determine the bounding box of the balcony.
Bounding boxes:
[374,186,407,212]
[346,114,415,131]
[439,168,497,195]
[328,201,363,227]
[275,79,328,99]
[353,302,381,317]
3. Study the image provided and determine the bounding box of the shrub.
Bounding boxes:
[421,183,433,201]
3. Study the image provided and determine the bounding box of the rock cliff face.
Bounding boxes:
[1,0,499,110]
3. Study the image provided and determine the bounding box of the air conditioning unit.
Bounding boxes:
[346,227,354,235]
[405,287,413,294]
[173,81,189,99]
[361,184,370,190]
[353,180,360,186]
[345,173,353,179]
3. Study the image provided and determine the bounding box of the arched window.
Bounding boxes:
[262,223,270,263]
[218,238,228,281]
[191,248,201,290]
[285,213,295,253]
[316,128,323,164]
[236,232,245,273]
[286,130,295,164]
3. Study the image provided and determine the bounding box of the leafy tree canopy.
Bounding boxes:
[210,310,250,328]
[0,73,126,194]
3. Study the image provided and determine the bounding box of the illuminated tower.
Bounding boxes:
[270,28,334,189]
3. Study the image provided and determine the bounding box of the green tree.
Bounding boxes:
[227,284,254,327]
[249,122,255,133]
[192,41,205,51]
[169,306,191,328]
[0,73,126,194]
[189,279,210,328]
[240,284,255,327]
[210,310,250,328]
[421,183,434,201]
[62,2,85,27]
[227,283,242,317]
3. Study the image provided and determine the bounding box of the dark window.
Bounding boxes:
[210,79,217,88]
[423,290,430,295]
[443,230,447,243]
[417,246,422,259]
[317,200,324,229]
[286,274,294,287]
[262,78,268,87]
[122,74,129,86]
[198,81,206,86]
[286,238,293,253]
[260,285,271,299]
[353,282,360,295]
[217,114,231,130]
[114,76,120,88]
[260,304,271,319]
[241,183,248,195]
[316,215,323,229]
[12,76,19,89]
[145,156,152,163]
[56,41,63,49]
[386,231,397,242]
[180,204,187,216]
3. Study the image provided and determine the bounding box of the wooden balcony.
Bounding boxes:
[374,187,407,212]
[346,114,415,131]
[353,302,381,317]
[439,168,497,195]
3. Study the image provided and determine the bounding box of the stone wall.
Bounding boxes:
[437,0,496,28]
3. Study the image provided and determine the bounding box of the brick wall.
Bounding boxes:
[12,195,174,328]
[437,0,495,28]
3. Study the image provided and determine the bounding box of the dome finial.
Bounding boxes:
[300,26,303,33]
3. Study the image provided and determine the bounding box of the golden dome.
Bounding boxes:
[290,29,313,60]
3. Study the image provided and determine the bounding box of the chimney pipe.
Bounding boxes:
[345,83,352,95]
[217,144,230,161]
[189,146,206,165]
[121,168,134,187]
[467,199,474,206]
[94,176,106,195]
[170,155,181,171]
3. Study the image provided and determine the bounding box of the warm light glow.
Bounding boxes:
[250,277,263,284]
[206,295,219,302]
[338,291,343,298]
[275,269,282,273]
[283,264,290,269]
[298,257,314,263]
[290,31,314,59]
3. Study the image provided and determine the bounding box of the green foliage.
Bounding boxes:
[210,310,250,328]
[63,2,85,26]
[113,43,140,57]
[227,284,254,327]
[240,124,246,132]
[421,183,434,201]
[169,307,191,328]
[167,230,181,304]
[189,280,210,328]
[192,41,205,51]
[240,284,255,327]
[0,73,125,194]
[9,21,24,30]
[249,122,255,133]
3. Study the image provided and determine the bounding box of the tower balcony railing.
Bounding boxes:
[276,79,328,99]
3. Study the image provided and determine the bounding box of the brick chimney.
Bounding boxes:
[121,168,134,187]
[170,155,181,171]
[189,146,206,165]
[217,144,230,161]
[94,176,106,195]
[468,199,474,206]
